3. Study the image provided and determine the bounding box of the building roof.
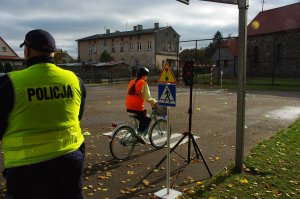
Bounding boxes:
[220,38,238,57]
[0,55,21,60]
[248,2,300,37]
[77,25,179,41]
[0,36,21,60]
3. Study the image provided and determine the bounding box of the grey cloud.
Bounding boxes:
[1,0,299,58]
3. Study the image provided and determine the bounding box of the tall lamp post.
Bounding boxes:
[177,0,249,173]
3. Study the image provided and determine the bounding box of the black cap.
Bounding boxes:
[20,29,56,52]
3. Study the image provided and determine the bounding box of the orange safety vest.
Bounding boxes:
[125,79,146,111]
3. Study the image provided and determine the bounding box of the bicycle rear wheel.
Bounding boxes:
[149,118,168,149]
[110,125,136,160]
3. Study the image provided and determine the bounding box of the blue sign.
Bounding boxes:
[158,84,176,107]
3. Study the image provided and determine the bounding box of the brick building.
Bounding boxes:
[247,2,300,77]
[212,3,300,77]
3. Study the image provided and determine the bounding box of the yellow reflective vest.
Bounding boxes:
[2,63,84,168]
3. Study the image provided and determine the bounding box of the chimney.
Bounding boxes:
[133,26,137,31]
[137,24,143,30]
[154,22,159,29]
[106,29,110,34]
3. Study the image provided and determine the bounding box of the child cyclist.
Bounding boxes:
[126,66,157,144]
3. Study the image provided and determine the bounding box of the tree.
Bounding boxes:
[179,48,205,63]
[204,31,224,62]
[100,50,113,62]
[54,49,75,64]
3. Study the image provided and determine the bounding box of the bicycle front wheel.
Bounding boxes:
[110,125,136,160]
[149,118,168,149]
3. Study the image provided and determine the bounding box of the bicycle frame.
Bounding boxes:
[112,108,165,136]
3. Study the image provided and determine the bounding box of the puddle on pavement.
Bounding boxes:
[268,106,300,120]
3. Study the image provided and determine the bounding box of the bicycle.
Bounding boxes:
[109,107,170,160]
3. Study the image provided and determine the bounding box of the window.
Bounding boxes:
[147,42,152,50]
[253,46,259,64]
[2,47,6,52]
[120,42,125,52]
[276,43,283,63]
[224,60,228,68]
[162,42,165,51]
[167,42,171,51]
[104,39,107,46]
[88,46,92,54]
[111,43,115,53]
[92,46,97,54]
[129,43,133,51]
[137,42,141,51]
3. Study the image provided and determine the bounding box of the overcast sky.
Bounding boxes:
[1,0,298,59]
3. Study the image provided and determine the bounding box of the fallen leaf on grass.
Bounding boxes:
[196,181,204,186]
[187,189,195,195]
[143,179,150,186]
[239,178,249,184]
[227,184,233,188]
[215,156,220,161]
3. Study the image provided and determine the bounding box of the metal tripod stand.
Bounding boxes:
[156,78,212,177]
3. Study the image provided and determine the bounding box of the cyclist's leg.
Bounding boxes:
[127,109,150,134]
[136,110,151,134]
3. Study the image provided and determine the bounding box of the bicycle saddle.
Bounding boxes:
[128,113,138,118]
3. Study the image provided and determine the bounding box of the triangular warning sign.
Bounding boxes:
[158,63,176,83]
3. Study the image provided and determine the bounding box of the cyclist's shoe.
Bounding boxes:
[138,127,149,136]
[135,134,146,144]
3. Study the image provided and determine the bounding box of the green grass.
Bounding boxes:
[193,76,300,91]
[179,119,300,198]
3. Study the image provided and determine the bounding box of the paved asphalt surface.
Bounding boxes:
[0,83,299,199]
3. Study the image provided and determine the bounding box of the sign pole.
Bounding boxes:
[166,105,171,194]
[155,63,181,199]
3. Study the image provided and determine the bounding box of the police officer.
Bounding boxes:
[0,29,86,199]
[126,66,157,144]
